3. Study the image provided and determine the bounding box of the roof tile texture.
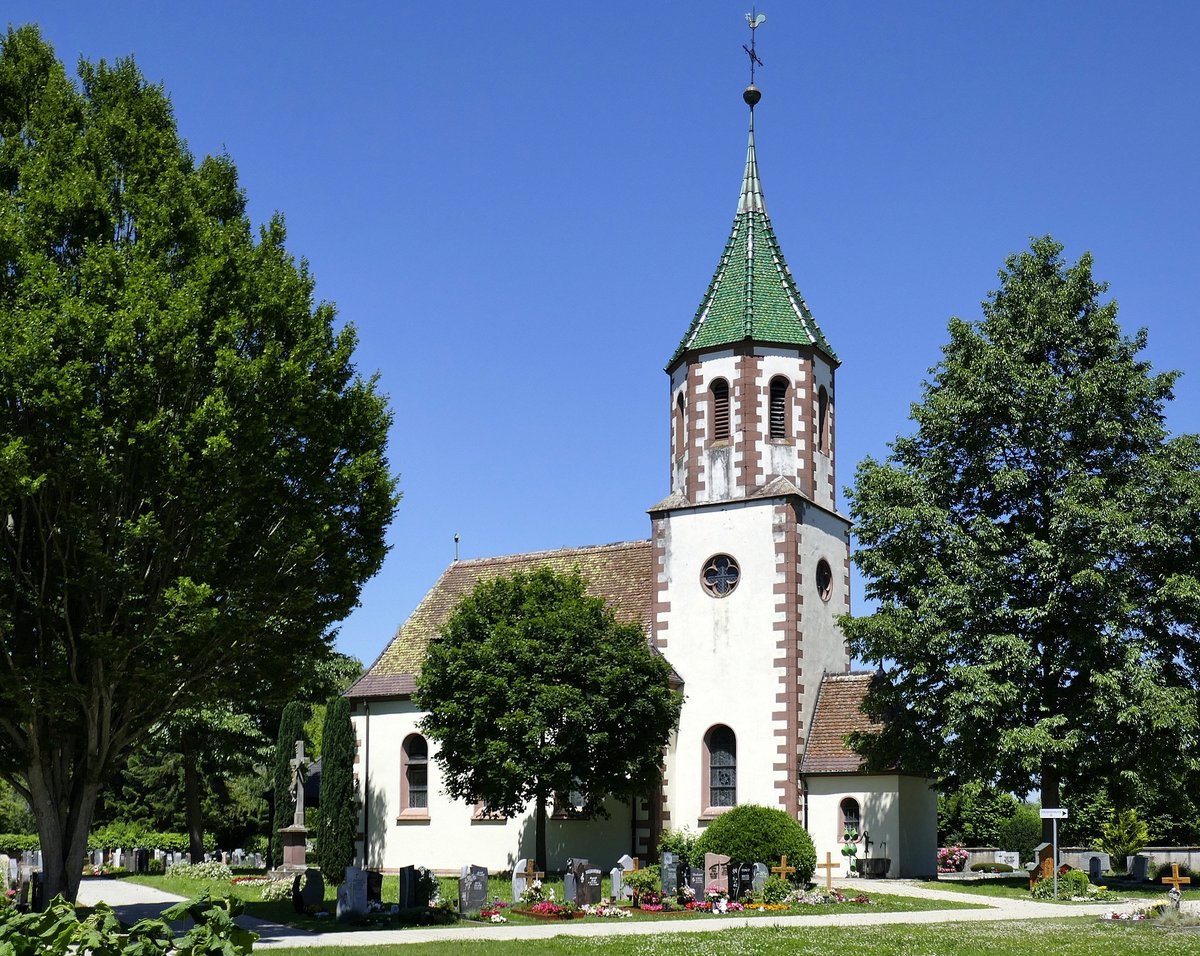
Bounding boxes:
[347,540,652,700]
[801,672,880,773]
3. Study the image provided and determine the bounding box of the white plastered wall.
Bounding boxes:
[657,501,786,827]
[353,701,632,875]
[797,504,852,694]
[805,774,937,879]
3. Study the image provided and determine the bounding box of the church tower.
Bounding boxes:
[651,35,851,832]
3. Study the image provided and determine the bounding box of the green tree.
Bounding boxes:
[316,696,357,884]
[0,26,397,901]
[1099,808,1149,873]
[938,783,1021,847]
[842,236,1200,840]
[415,567,682,872]
[270,702,310,868]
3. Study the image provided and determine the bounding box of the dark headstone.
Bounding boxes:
[292,868,325,915]
[1088,856,1103,884]
[397,865,417,909]
[30,871,44,912]
[1129,855,1149,882]
[661,851,679,898]
[366,870,383,903]
[578,866,603,906]
[458,865,488,914]
[728,861,755,902]
[16,878,28,912]
[688,865,707,900]
[135,849,150,874]
[565,858,589,903]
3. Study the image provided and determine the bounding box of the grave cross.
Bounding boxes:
[289,740,309,827]
[771,855,796,881]
[623,857,641,875]
[815,851,838,891]
[1161,862,1191,894]
[523,859,545,883]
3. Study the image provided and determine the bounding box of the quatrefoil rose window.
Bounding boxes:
[701,554,741,598]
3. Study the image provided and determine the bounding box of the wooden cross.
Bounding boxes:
[1161,863,1191,894]
[771,855,796,881]
[815,851,838,891]
[523,859,544,883]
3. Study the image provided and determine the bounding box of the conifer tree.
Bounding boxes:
[270,702,309,868]
[317,696,358,884]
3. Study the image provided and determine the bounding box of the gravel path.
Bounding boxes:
[73,876,1176,949]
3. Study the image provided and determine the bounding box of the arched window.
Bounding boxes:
[769,376,789,439]
[704,725,737,810]
[710,379,730,442]
[674,393,686,459]
[839,797,861,840]
[402,734,429,811]
[817,386,830,453]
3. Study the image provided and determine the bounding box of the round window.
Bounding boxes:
[816,559,833,602]
[701,554,741,598]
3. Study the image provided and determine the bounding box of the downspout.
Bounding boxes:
[363,700,371,869]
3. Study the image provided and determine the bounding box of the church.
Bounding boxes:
[346,67,937,880]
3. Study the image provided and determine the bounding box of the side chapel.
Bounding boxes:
[347,63,937,879]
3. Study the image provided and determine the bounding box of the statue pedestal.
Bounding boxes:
[277,825,309,873]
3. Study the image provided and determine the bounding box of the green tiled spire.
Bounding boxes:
[668,108,837,368]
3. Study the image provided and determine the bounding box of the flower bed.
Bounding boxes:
[513,901,585,920]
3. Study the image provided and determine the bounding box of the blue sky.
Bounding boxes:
[9,2,1199,668]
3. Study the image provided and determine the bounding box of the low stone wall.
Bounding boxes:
[960,845,1200,873]
[1141,846,1200,870]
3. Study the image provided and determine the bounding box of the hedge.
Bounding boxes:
[1,829,219,854]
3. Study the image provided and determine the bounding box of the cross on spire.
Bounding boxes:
[743,9,766,86]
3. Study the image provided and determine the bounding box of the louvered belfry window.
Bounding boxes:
[769,376,788,439]
[711,379,730,441]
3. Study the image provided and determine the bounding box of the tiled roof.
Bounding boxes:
[668,111,836,369]
[801,672,881,773]
[346,540,653,701]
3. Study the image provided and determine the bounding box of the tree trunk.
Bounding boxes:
[1041,762,1061,846]
[26,751,102,904]
[535,786,547,874]
[182,732,206,862]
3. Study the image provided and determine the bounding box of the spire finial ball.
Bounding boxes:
[743,84,761,108]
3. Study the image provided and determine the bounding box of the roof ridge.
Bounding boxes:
[452,539,651,568]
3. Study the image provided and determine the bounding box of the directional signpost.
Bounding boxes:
[1040,808,1069,899]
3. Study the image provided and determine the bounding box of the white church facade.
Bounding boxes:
[346,80,937,880]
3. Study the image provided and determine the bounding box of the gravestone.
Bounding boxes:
[512,858,541,901]
[752,862,769,897]
[397,865,418,909]
[93,850,103,869]
[0,854,9,891]
[995,851,1020,869]
[16,877,28,912]
[232,849,244,866]
[291,867,325,915]
[1088,856,1104,884]
[660,851,679,898]
[459,865,488,913]
[579,866,603,905]
[1128,855,1149,882]
[337,867,368,922]
[609,866,624,902]
[30,871,44,912]
[687,865,707,900]
[30,850,42,870]
[704,852,731,893]
[564,858,588,903]
[367,870,383,903]
[135,849,149,874]
[728,860,755,902]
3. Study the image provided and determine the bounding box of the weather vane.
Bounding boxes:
[743,9,766,86]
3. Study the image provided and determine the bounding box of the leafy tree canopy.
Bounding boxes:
[843,236,1200,828]
[415,566,682,871]
[0,25,397,899]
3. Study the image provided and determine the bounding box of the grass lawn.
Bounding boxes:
[116,874,981,931]
[921,875,1176,904]
[262,917,1200,955]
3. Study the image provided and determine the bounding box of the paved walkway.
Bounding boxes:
[75,877,1189,949]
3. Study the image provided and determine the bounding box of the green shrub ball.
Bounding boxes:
[692,805,816,883]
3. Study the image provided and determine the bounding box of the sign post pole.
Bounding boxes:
[1039,808,1069,900]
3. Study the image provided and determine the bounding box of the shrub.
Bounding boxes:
[692,805,816,883]
[259,879,294,902]
[969,861,1015,873]
[622,865,660,906]
[1099,809,1149,870]
[0,833,39,854]
[1151,861,1193,882]
[761,875,791,904]
[1031,868,1090,899]
[997,804,1041,863]
[166,861,234,881]
[658,827,699,868]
